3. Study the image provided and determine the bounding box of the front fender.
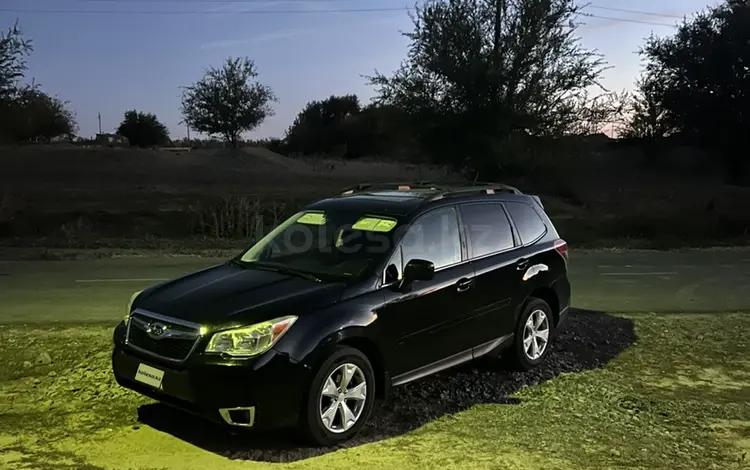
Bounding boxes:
[271,290,384,369]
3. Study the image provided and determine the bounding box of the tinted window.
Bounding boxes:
[400,207,462,270]
[505,202,547,245]
[459,204,514,258]
[238,210,399,280]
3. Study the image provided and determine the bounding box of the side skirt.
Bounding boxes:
[390,334,514,387]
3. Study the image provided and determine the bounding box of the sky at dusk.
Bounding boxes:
[1,0,715,140]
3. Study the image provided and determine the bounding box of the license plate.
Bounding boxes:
[135,363,164,390]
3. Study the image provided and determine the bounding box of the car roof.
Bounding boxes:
[306,192,426,217]
[306,182,542,218]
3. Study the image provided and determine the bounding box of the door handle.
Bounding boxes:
[456,278,473,292]
[516,258,530,271]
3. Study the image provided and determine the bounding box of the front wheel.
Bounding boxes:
[300,346,376,446]
[509,298,554,371]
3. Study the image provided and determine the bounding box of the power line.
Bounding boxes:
[32,0,358,2]
[580,12,678,28]
[0,7,676,25]
[16,0,697,18]
[0,3,683,27]
[0,6,411,14]
[586,5,686,19]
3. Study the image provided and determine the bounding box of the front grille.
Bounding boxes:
[125,311,201,362]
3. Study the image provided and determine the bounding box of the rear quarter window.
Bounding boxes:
[505,201,547,245]
[458,203,514,258]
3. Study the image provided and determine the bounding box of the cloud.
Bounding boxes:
[199,29,312,50]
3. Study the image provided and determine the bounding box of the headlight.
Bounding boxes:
[124,290,143,326]
[205,315,298,358]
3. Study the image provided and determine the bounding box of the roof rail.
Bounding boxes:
[427,184,522,201]
[339,181,524,198]
[340,181,446,195]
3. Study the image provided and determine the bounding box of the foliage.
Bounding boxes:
[346,102,415,159]
[0,21,77,143]
[0,84,78,143]
[116,110,170,147]
[367,0,607,171]
[284,94,361,156]
[247,137,285,154]
[180,57,277,148]
[563,90,628,136]
[283,95,414,159]
[639,0,750,182]
[620,75,674,140]
[0,20,32,98]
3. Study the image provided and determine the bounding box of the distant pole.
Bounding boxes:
[186,123,190,142]
[98,113,102,134]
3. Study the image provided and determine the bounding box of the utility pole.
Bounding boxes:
[494,0,504,56]
[491,0,505,103]
[98,113,102,134]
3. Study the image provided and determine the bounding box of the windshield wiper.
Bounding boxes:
[246,262,323,283]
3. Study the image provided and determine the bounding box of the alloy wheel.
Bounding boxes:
[318,363,367,433]
[523,309,550,361]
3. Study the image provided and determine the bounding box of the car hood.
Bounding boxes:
[133,262,345,326]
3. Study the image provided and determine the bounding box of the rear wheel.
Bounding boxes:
[300,346,376,446]
[509,298,553,371]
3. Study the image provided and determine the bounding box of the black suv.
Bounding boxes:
[112,182,571,446]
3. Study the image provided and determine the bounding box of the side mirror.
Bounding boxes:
[399,259,434,291]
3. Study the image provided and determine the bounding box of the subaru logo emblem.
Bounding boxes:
[146,322,168,339]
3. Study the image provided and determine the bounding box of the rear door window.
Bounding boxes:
[505,201,547,245]
[458,203,514,259]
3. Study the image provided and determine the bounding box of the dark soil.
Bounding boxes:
[136,309,636,463]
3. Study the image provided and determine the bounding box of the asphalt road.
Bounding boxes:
[0,249,749,323]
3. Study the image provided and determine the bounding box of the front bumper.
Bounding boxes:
[111,327,312,430]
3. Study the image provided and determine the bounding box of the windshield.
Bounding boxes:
[237,210,402,281]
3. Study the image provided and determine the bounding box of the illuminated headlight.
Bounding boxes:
[205,316,298,358]
[124,290,142,326]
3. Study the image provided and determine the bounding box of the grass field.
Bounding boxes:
[0,316,748,469]
[1,249,749,469]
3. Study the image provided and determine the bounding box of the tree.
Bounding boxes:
[180,57,277,148]
[563,89,629,136]
[639,0,750,182]
[367,0,607,170]
[0,85,78,143]
[284,94,362,156]
[0,20,32,98]
[0,21,77,143]
[620,75,674,140]
[116,110,170,147]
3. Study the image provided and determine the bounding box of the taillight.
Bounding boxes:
[554,239,568,260]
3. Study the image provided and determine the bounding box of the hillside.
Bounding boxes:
[1,143,748,250]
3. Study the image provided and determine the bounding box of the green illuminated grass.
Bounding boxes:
[0,314,748,470]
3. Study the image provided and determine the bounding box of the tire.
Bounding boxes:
[509,298,554,371]
[300,346,376,446]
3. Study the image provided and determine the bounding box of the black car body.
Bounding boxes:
[112,182,571,445]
